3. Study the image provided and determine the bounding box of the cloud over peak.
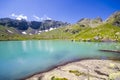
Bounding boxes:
[33,15,40,21]
[32,15,52,21]
[40,15,52,21]
[11,13,27,20]
[10,13,52,21]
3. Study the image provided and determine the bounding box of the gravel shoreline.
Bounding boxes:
[26,59,120,80]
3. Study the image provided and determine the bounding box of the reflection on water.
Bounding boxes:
[0,40,120,80]
[22,41,27,52]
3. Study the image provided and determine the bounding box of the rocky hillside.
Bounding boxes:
[106,11,120,27]
[37,11,120,41]
[77,17,102,28]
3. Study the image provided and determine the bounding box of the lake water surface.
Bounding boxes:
[0,40,120,80]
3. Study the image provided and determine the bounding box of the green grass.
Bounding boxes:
[74,23,120,41]
[0,25,27,40]
[34,24,87,40]
[51,76,68,80]
[69,70,82,76]
[36,23,120,42]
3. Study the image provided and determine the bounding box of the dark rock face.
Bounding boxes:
[113,20,120,27]
[30,21,41,29]
[113,15,120,27]
[0,18,29,30]
[0,18,68,31]
[0,18,16,27]
[17,20,29,30]
[42,20,68,30]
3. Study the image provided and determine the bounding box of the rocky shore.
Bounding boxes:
[26,59,120,80]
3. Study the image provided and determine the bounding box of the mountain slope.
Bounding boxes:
[33,24,83,39]
[106,11,120,27]
[37,11,120,41]
[0,18,69,40]
[77,17,102,28]
[0,25,27,40]
[74,23,120,41]
[0,11,120,41]
[36,23,120,41]
[0,18,68,34]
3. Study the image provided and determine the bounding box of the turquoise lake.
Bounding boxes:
[0,40,120,80]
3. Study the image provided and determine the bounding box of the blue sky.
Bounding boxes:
[0,0,120,23]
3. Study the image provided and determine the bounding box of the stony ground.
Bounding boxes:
[26,59,120,80]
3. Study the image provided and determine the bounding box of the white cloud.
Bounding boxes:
[46,16,52,20]
[40,15,52,21]
[33,15,52,21]
[33,15,40,21]
[11,14,52,21]
[11,13,27,20]
[11,13,15,17]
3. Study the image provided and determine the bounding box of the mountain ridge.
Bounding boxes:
[0,11,120,41]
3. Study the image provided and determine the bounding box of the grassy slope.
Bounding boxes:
[74,23,120,41]
[35,27,73,39]
[33,24,85,39]
[0,23,120,41]
[37,23,120,41]
[0,25,27,40]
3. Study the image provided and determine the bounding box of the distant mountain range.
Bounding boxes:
[0,11,120,41]
[0,18,68,34]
